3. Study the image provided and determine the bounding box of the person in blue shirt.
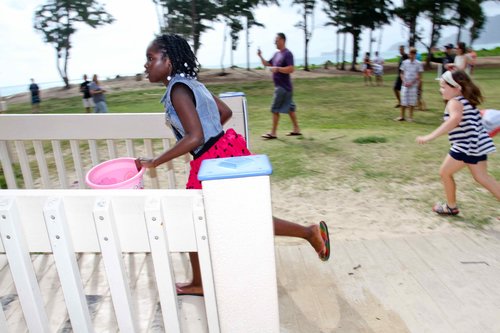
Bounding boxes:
[29,78,41,113]
[137,34,331,296]
[89,74,108,113]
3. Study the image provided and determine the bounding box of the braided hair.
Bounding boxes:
[152,34,200,79]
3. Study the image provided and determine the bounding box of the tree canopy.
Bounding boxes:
[323,0,392,70]
[293,0,316,71]
[154,0,219,55]
[33,0,114,88]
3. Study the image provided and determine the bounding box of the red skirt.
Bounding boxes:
[186,128,252,189]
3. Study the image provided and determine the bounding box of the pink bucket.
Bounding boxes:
[85,157,145,189]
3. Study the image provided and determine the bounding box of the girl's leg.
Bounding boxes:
[177,217,328,296]
[176,252,203,295]
[467,160,500,200]
[439,154,466,207]
[273,216,325,255]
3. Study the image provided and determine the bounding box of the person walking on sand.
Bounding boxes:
[257,33,301,139]
[89,74,108,113]
[467,47,477,75]
[393,45,408,108]
[137,34,331,296]
[430,44,455,75]
[373,51,384,86]
[29,78,41,113]
[362,52,373,86]
[80,74,94,113]
[416,70,499,215]
[446,42,473,74]
[395,48,423,122]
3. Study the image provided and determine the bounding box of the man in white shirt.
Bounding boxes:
[395,47,423,122]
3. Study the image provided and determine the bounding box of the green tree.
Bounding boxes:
[323,0,348,69]
[469,6,485,46]
[154,0,219,55]
[450,0,485,45]
[33,0,114,88]
[323,0,392,71]
[218,0,275,69]
[293,0,316,71]
[419,0,454,69]
[393,0,424,47]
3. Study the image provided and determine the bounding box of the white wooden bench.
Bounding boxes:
[0,155,280,332]
[0,92,249,190]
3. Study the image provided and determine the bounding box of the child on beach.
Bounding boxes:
[416,70,499,215]
[136,34,331,296]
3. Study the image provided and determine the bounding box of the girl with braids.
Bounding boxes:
[417,70,499,215]
[137,34,331,296]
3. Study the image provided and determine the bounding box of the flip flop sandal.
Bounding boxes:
[261,133,277,139]
[432,203,459,216]
[286,132,302,136]
[318,221,331,261]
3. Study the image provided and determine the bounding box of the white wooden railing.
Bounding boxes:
[0,92,248,190]
[0,93,282,332]
[0,155,279,332]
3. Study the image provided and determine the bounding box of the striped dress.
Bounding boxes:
[445,96,496,156]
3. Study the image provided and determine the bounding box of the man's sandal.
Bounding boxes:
[432,203,459,216]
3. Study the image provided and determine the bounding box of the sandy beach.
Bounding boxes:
[6,56,500,104]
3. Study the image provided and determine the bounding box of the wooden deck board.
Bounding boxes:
[439,233,500,301]
[79,253,117,332]
[320,241,382,332]
[384,237,466,332]
[2,229,500,332]
[403,234,498,333]
[423,233,500,330]
[3,254,57,332]
[337,239,413,333]
[357,238,444,333]
[0,255,7,271]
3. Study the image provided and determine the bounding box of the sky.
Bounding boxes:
[1,0,500,91]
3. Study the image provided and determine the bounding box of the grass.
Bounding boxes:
[3,68,499,227]
[353,136,387,144]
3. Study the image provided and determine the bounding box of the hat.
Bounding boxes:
[444,43,454,49]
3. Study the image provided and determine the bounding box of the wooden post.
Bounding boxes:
[0,197,50,332]
[199,155,279,333]
[43,197,95,333]
[219,92,249,148]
